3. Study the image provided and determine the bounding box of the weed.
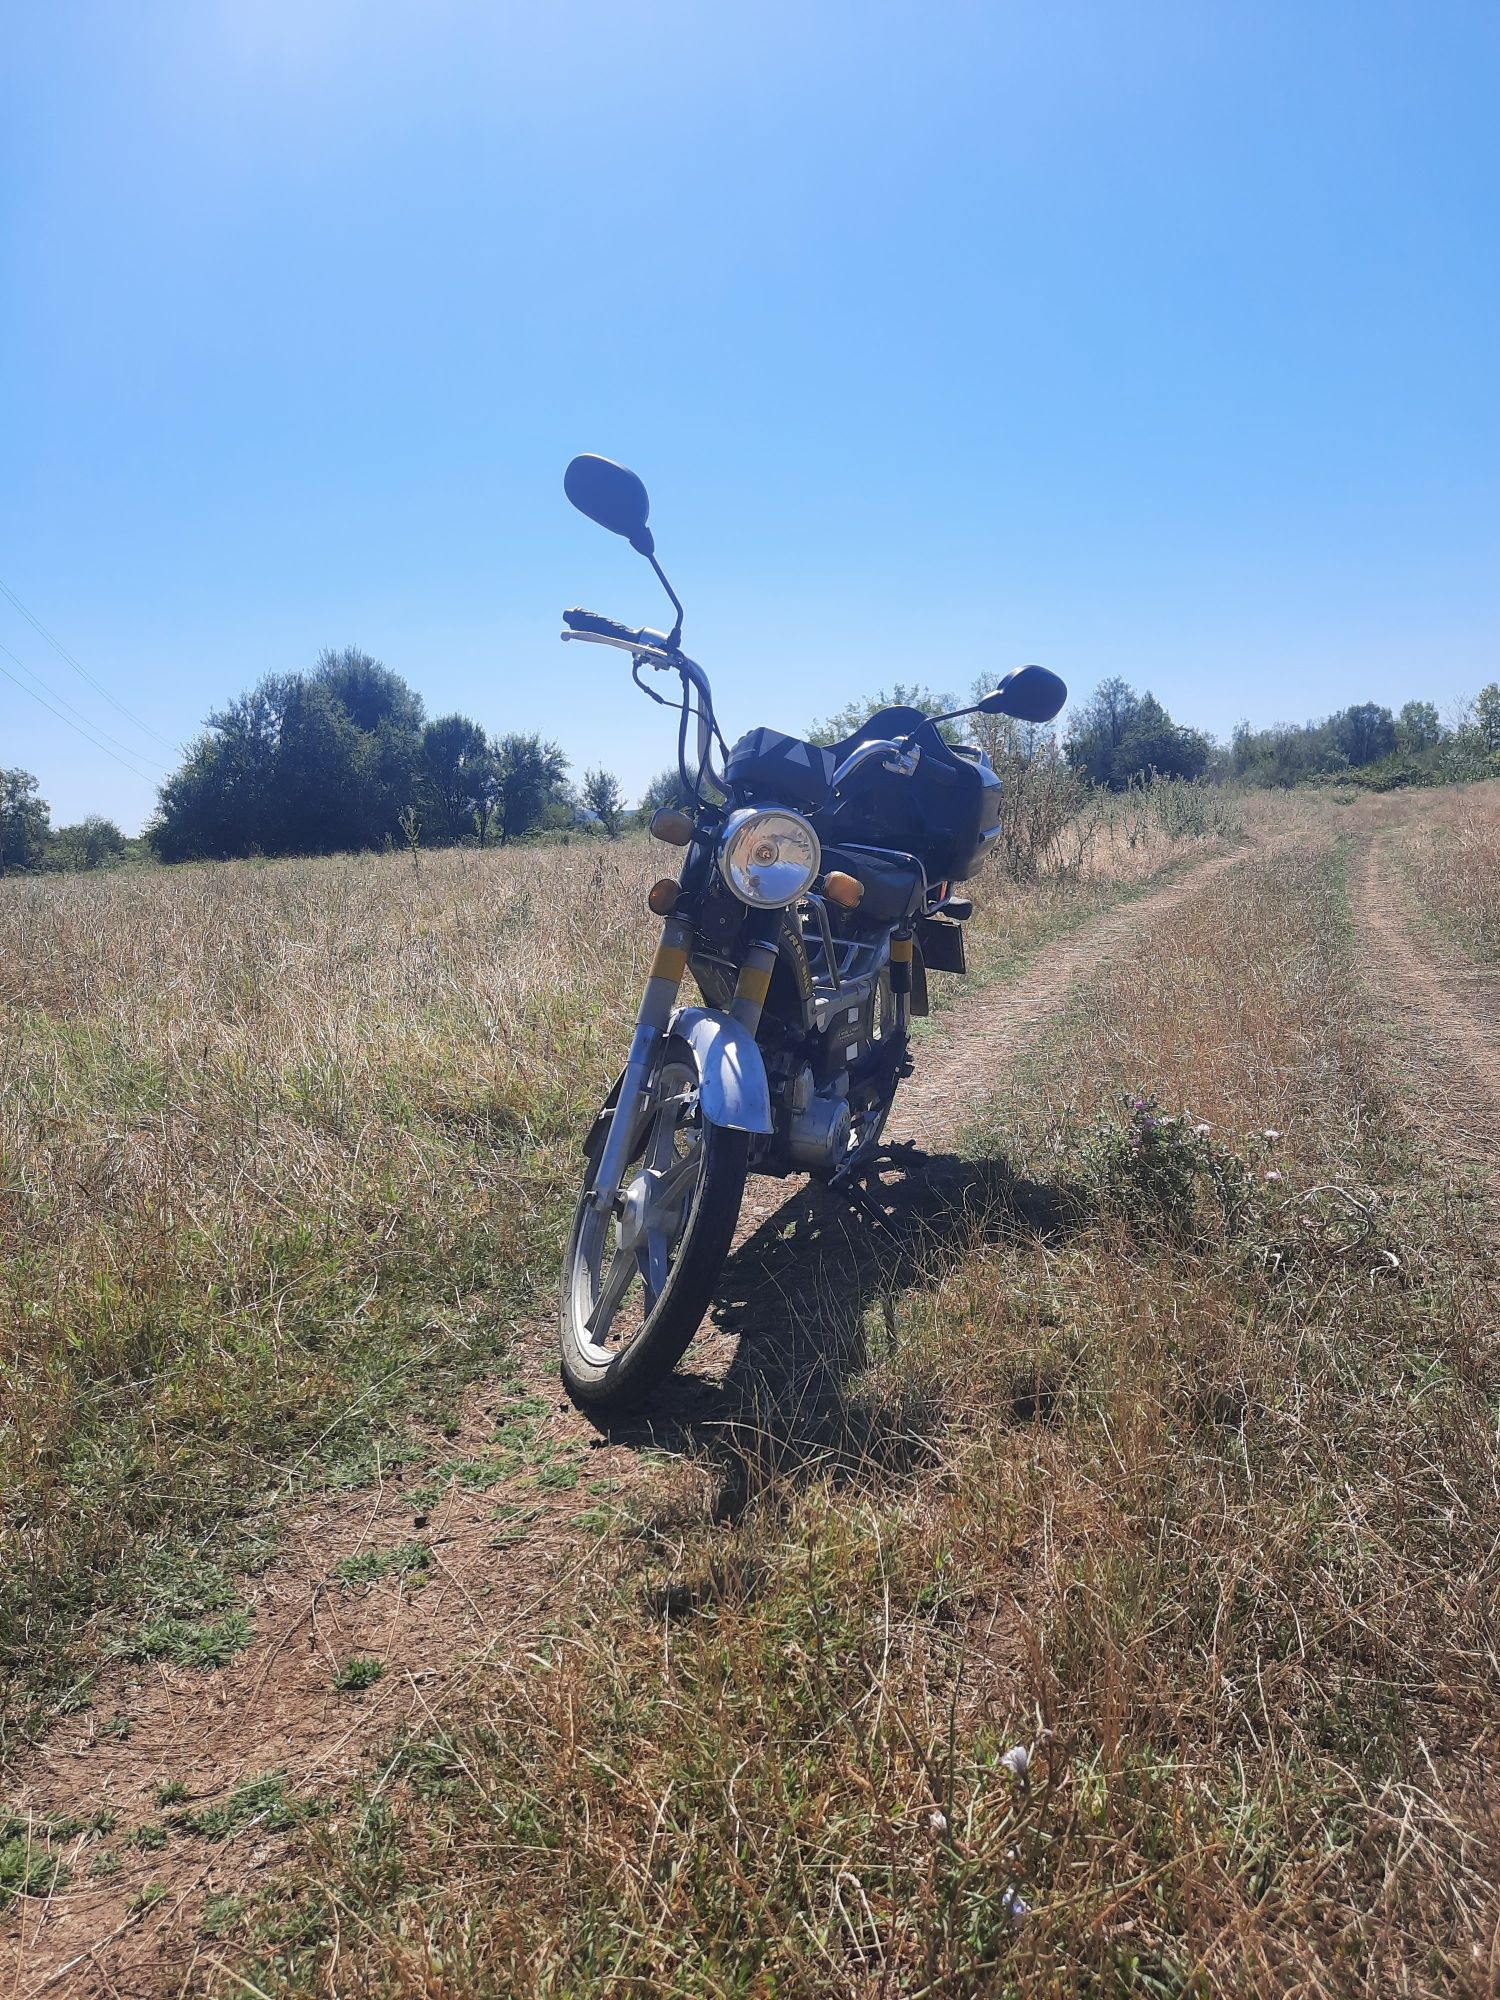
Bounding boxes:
[105,1552,252,1672]
[179,1772,308,1841]
[116,1610,252,1671]
[490,1501,541,1547]
[0,1829,69,1905]
[1069,1091,1257,1242]
[333,1656,386,1693]
[331,1541,430,1587]
[201,1891,246,1938]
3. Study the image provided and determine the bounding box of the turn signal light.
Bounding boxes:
[647,878,678,915]
[649,808,694,846]
[823,870,864,909]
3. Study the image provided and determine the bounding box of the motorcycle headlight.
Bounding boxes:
[718,807,821,908]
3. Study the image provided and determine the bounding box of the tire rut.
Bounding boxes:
[1352,832,1500,1202]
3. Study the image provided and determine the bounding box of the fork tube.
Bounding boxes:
[730,935,779,1034]
[589,916,691,1210]
[889,929,913,1034]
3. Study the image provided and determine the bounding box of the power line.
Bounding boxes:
[0,639,169,773]
[0,575,181,753]
[0,651,162,786]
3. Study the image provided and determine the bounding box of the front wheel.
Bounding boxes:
[560,1039,749,1413]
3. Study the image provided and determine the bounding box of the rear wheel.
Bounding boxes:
[560,1040,749,1413]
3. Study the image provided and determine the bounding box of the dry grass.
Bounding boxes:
[218,823,1499,1995]
[0,840,656,1737]
[0,805,1226,1744]
[1391,778,1500,962]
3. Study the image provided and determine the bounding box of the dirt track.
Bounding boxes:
[7,829,1441,1996]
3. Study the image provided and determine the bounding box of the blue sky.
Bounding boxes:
[4,1,1497,833]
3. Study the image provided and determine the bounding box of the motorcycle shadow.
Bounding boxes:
[595,1141,1074,1523]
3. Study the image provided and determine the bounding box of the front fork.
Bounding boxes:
[587,914,780,1213]
[888,927,914,1034]
[588,916,691,1212]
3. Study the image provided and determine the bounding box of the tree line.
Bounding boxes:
[148,648,635,861]
[810,674,1500,793]
[3,648,632,872]
[0,768,135,874]
[4,648,1498,875]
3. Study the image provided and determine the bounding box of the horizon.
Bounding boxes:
[8,604,1490,836]
[5,1,1498,835]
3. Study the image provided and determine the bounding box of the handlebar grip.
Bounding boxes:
[563,607,641,643]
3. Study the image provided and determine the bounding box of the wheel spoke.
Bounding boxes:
[586,1245,636,1338]
[644,1101,684,1172]
[639,1226,670,1310]
[653,1146,699,1208]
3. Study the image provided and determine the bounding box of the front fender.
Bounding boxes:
[671,1006,773,1135]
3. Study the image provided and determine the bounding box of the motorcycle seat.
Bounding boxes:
[821,843,927,925]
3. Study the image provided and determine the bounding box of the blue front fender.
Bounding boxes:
[671,1007,773,1135]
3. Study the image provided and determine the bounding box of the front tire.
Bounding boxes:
[560,1039,749,1413]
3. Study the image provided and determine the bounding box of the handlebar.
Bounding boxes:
[563,607,649,645]
[560,605,726,803]
[829,738,921,792]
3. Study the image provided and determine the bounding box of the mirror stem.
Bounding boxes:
[648,554,684,651]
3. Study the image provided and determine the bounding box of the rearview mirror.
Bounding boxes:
[978,666,1068,724]
[564,454,655,557]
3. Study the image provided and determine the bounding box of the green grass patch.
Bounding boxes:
[331,1541,431,1588]
[177,1772,310,1842]
[333,1656,386,1693]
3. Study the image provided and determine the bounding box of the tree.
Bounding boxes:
[1066,680,1207,788]
[1330,702,1396,769]
[152,651,427,860]
[581,767,626,837]
[1116,692,1210,783]
[1474,682,1500,753]
[1064,677,1140,786]
[50,816,127,871]
[1230,718,1345,788]
[422,714,494,844]
[493,734,569,844]
[1395,701,1442,755]
[472,753,502,848]
[637,766,688,825]
[314,648,424,736]
[0,768,51,871]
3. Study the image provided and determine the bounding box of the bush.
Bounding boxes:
[1071,1093,1258,1244]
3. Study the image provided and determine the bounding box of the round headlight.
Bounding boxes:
[718,807,821,908]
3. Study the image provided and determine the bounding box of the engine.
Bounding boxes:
[784,1064,852,1171]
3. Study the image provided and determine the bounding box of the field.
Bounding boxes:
[3,781,1498,1996]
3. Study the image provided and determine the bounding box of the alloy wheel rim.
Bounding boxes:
[569,1061,703,1366]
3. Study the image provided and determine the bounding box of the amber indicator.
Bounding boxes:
[649,808,694,846]
[823,870,865,910]
[647,878,679,915]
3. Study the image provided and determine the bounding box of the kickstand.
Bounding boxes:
[829,1167,903,1246]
